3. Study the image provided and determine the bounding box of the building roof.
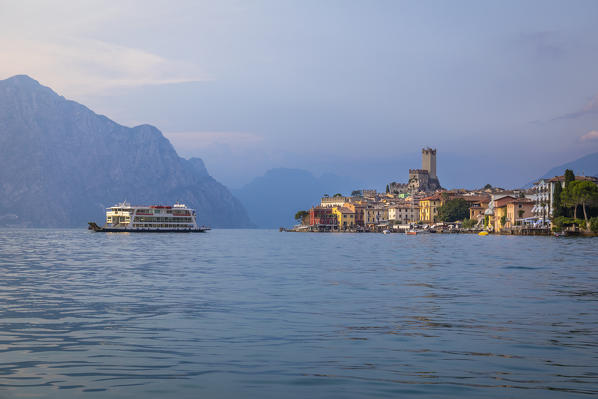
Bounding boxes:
[509,198,533,204]
[546,175,598,183]
[494,196,519,208]
[421,193,444,201]
[311,206,333,212]
[461,195,491,203]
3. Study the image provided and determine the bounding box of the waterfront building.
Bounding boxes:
[418,193,490,225]
[493,205,508,232]
[469,205,486,225]
[488,196,535,232]
[531,179,551,221]
[364,206,389,227]
[388,203,420,224]
[489,196,518,232]
[468,199,490,224]
[506,198,534,228]
[343,203,366,227]
[333,206,356,230]
[419,193,443,223]
[461,195,490,224]
[309,207,337,230]
[531,175,598,219]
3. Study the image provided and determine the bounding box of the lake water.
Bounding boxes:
[0,229,597,398]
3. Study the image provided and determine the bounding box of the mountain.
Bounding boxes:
[539,152,598,179]
[524,152,598,187]
[0,75,252,228]
[232,168,361,228]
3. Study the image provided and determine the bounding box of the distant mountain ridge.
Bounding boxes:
[539,152,598,179]
[0,75,252,227]
[525,152,598,187]
[233,168,361,228]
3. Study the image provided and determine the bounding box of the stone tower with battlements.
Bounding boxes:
[422,148,437,178]
[387,147,441,194]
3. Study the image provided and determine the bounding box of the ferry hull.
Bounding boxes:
[88,222,209,233]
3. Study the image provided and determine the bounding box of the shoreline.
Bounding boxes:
[282,227,597,237]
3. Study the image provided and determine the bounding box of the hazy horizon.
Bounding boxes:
[2,0,598,190]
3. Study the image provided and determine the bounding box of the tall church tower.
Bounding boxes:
[422,148,437,178]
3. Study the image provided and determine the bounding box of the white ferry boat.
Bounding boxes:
[88,202,209,233]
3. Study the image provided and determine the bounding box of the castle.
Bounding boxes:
[388,148,442,194]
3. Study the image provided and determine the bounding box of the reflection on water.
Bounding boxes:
[0,229,597,398]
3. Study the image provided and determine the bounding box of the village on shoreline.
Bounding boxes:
[288,148,598,236]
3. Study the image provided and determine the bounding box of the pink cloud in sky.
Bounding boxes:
[580,130,598,141]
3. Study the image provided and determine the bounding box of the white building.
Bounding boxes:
[531,175,598,219]
[531,179,550,220]
[388,204,420,224]
[320,196,350,208]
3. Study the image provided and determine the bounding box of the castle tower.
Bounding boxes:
[422,148,436,178]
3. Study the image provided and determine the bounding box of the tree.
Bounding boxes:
[564,169,575,189]
[562,170,576,217]
[437,198,470,222]
[561,187,576,219]
[294,210,309,224]
[569,181,598,229]
[385,184,390,194]
[553,181,563,218]
[483,184,492,189]
[518,209,525,218]
[462,218,477,228]
[333,193,343,198]
[540,201,547,223]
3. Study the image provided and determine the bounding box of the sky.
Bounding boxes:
[1,0,598,190]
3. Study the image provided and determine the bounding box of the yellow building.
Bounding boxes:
[343,203,365,227]
[332,206,356,229]
[419,194,443,223]
[488,196,521,232]
[493,205,508,232]
[488,197,533,231]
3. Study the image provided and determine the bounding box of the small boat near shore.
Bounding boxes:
[89,202,209,233]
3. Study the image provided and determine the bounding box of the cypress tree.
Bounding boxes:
[553,182,563,218]
[564,169,575,189]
